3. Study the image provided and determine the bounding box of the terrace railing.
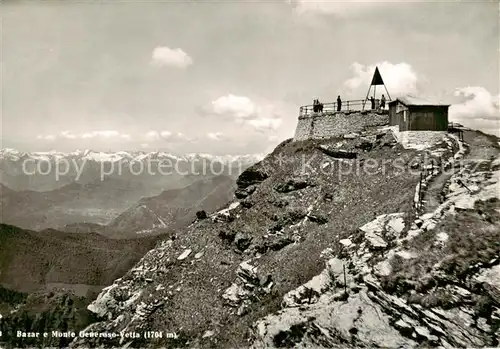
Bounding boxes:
[299,99,383,117]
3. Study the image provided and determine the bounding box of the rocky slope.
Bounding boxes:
[0,287,98,348]
[251,130,500,348]
[68,127,455,348]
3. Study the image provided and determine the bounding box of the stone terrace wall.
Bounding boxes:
[294,112,389,141]
[383,127,448,150]
[398,131,447,150]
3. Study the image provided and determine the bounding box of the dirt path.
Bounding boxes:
[422,171,454,212]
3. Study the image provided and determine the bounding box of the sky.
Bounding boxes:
[1,0,499,155]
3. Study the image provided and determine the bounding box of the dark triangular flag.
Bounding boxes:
[370,67,384,86]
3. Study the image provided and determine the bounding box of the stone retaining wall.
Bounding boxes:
[293,112,388,141]
[398,131,447,150]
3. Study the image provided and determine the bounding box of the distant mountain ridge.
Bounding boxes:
[0,178,149,230]
[0,148,264,165]
[0,148,264,192]
[106,175,236,237]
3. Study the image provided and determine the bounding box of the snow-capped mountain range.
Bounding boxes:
[0,148,265,166]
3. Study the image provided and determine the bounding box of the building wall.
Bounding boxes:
[408,106,448,131]
[388,101,410,131]
[389,104,398,126]
[389,102,449,132]
[293,112,389,141]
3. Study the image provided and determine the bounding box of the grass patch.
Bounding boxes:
[382,198,500,308]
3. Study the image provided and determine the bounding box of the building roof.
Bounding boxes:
[388,95,450,107]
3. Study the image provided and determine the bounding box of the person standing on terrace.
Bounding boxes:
[370,96,375,110]
[337,96,342,112]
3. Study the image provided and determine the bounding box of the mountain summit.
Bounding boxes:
[63,127,500,348]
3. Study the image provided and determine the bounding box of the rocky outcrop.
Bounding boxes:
[274,179,315,193]
[196,210,208,219]
[222,260,273,316]
[235,167,268,198]
[317,146,357,159]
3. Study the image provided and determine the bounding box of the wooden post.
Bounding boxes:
[343,264,347,294]
[418,172,422,208]
[347,101,350,111]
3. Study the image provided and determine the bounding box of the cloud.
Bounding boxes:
[36,134,56,141]
[207,132,226,141]
[151,46,193,68]
[246,118,282,132]
[208,94,283,132]
[60,130,77,139]
[160,130,173,139]
[343,62,419,97]
[145,130,195,143]
[37,130,130,141]
[165,132,193,142]
[288,0,417,16]
[211,94,258,119]
[146,131,161,141]
[449,86,500,136]
[81,130,121,139]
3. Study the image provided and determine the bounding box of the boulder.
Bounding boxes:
[270,197,289,208]
[318,145,357,159]
[234,232,253,251]
[235,185,257,199]
[275,180,314,193]
[237,261,259,285]
[213,212,235,223]
[356,141,373,151]
[307,213,328,225]
[343,132,360,139]
[236,168,268,190]
[267,236,294,251]
[323,193,334,202]
[365,231,388,249]
[219,229,236,243]
[196,210,208,219]
[240,198,254,208]
[177,249,192,261]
